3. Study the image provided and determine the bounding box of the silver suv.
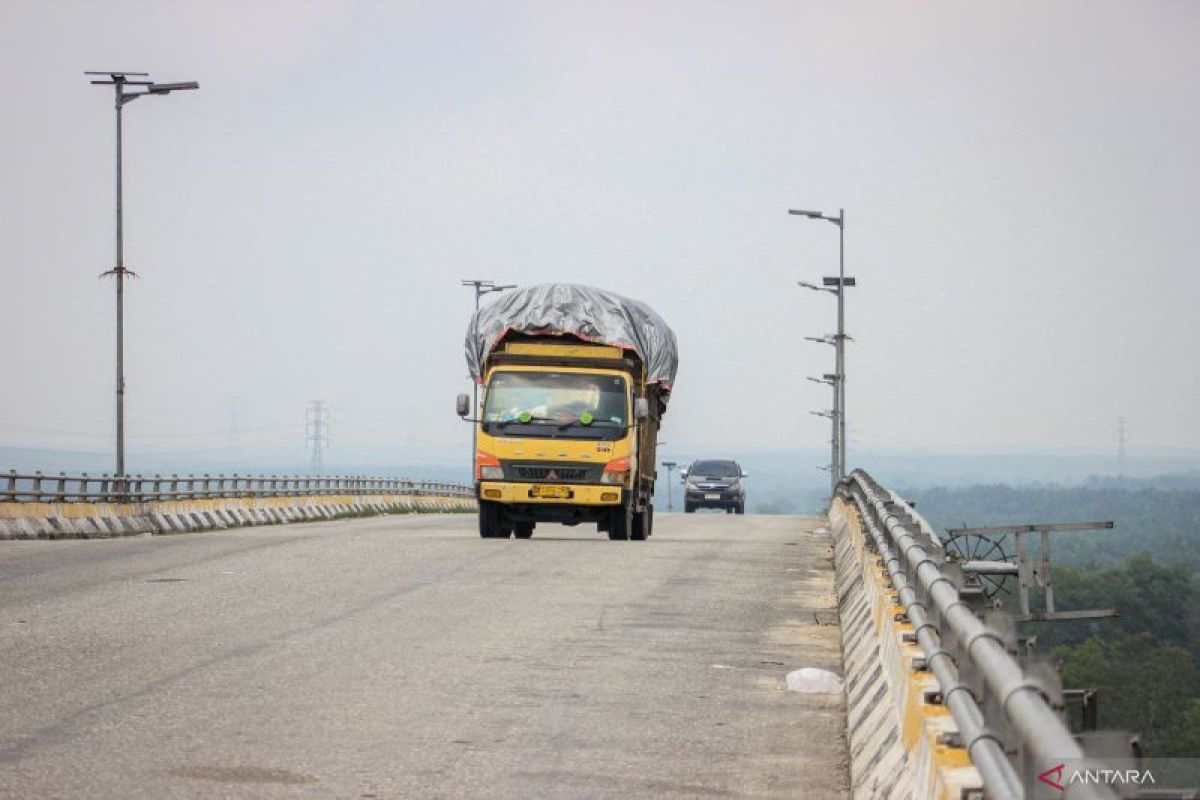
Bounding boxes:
[682,459,747,514]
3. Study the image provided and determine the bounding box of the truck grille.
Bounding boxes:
[503,462,602,483]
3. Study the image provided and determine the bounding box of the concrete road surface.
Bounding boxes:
[0,512,848,799]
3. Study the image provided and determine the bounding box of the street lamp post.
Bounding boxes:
[461,279,516,462]
[87,71,198,478]
[791,207,854,485]
[807,374,838,494]
[661,460,678,512]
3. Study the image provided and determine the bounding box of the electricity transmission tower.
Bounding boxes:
[306,401,329,475]
[1117,416,1127,483]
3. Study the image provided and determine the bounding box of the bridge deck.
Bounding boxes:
[0,513,848,798]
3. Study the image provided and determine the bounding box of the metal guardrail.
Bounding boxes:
[838,468,1120,800]
[2,470,474,503]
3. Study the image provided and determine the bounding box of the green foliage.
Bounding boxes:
[1160,699,1200,757]
[1028,553,1200,654]
[1054,634,1200,753]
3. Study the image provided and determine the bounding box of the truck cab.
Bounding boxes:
[459,340,659,541]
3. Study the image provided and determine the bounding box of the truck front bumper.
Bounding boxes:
[478,481,624,505]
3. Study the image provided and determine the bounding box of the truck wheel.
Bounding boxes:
[608,503,632,540]
[684,503,694,514]
[514,522,534,539]
[478,501,508,538]
[726,507,733,514]
[631,507,648,540]
[735,503,745,515]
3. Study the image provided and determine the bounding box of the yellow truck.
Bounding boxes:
[458,285,677,541]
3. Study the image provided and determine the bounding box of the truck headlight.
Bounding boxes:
[601,458,630,484]
[480,466,504,480]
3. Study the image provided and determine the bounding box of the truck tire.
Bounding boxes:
[631,505,650,540]
[478,501,509,538]
[641,505,655,539]
[608,503,632,540]
[735,502,745,515]
[684,503,695,514]
[514,522,534,539]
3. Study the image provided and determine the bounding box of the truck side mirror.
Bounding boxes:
[741,472,749,478]
[634,397,649,421]
[456,394,470,418]
[679,470,688,481]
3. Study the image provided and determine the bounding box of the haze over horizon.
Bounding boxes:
[3,2,1198,474]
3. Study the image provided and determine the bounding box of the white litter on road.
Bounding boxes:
[785,667,843,694]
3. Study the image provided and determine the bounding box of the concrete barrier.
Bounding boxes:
[0,493,476,540]
[830,496,983,800]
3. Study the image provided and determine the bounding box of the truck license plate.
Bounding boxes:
[705,493,720,500]
[531,485,572,499]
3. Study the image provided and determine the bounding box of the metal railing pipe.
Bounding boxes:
[0,469,474,503]
[847,485,1023,799]
[846,470,1119,800]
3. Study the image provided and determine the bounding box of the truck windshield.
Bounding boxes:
[482,372,629,439]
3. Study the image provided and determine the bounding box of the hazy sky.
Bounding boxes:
[2,1,1198,470]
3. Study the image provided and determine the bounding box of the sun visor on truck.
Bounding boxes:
[465,283,679,394]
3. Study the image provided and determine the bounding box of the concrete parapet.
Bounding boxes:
[829,497,982,800]
[0,493,476,540]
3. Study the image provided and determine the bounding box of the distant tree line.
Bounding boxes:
[908,484,1200,571]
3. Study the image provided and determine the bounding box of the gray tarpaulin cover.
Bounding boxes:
[465,283,678,393]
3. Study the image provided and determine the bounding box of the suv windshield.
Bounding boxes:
[690,460,740,477]
[482,372,628,440]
